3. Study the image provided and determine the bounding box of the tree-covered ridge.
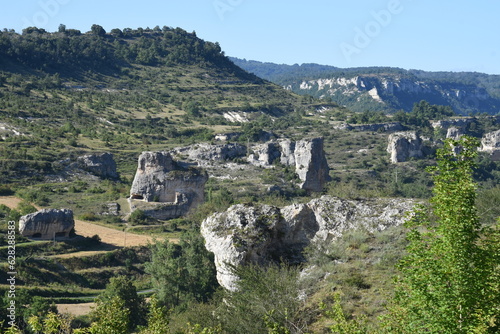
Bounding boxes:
[231,58,500,93]
[0,26,246,76]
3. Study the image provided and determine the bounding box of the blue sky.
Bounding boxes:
[3,0,500,74]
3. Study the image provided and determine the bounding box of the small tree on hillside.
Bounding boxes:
[383,136,500,333]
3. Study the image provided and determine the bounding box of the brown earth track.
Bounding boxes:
[0,196,156,251]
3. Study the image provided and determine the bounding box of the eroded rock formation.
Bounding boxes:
[19,209,74,239]
[248,137,330,192]
[77,152,118,179]
[479,129,500,161]
[294,138,330,192]
[387,131,424,163]
[129,151,208,219]
[201,195,415,290]
[173,143,247,163]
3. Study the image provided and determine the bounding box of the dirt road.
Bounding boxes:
[0,196,155,248]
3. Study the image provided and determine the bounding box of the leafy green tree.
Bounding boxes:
[145,231,218,310]
[139,295,170,334]
[90,24,106,37]
[100,276,146,331]
[384,136,500,333]
[86,296,130,334]
[28,312,73,334]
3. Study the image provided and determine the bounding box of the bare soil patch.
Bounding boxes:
[57,302,94,316]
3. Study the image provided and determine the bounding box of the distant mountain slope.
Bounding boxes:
[230,58,500,115]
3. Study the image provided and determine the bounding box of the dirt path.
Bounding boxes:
[57,303,94,316]
[0,196,25,210]
[0,196,156,248]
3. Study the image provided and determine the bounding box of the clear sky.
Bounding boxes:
[3,0,500,74]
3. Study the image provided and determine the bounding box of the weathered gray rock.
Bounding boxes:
[247,142,281,166]
[129,151,208,219]
[248,138,330,192]
[294,138,331,192]
[99,202,120,216]
[479,129,500,161]
[19,209,74,239]
[174,143,247,162]
[387,131,424,163]
[201,195,415,290]
[446,126,466,139]
[278,139,296,166]
[431,118,475,130]
[77,153,118,179]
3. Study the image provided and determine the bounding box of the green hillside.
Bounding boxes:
[0,26,499,334]
[0,26,330,184]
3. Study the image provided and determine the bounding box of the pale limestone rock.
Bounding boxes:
[294,138,330,192]
[278,139,296,166]
[19,209,74,239]
[248,138,330,192]
[77,152,118,179]
[387,131,424,163]
[479,129,500,161]
[201,195,415,290]
[446,126,465,139]
[173,143,247,163]
[129,151,207,220]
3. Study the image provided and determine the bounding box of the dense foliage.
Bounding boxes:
[384,137,500,333]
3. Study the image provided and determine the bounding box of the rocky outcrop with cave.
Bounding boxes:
[129,151,208,220]
[19,209,75,239]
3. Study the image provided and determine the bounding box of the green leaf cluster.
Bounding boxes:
[385,136,500,333]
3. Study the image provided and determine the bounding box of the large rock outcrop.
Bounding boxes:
[247,142,281,166]
[77,152,118,179]
[173,143,247,164]
[129,151,208,220]
[446,126,466,140]
[335,122,405,132]
[294,138,330,192]
[248,138,330,192]
[19,209,74,239]
[387,131,424,163]
[479,129,500,161]
[201,195,415,290]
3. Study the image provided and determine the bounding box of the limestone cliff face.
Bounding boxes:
[19,209,74,239]
[201,195,415,290]
[287,75,499,115]
[129,151,208,219]
[479,129,500,161]
[77,152,118,179]
[387,131,424,163]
